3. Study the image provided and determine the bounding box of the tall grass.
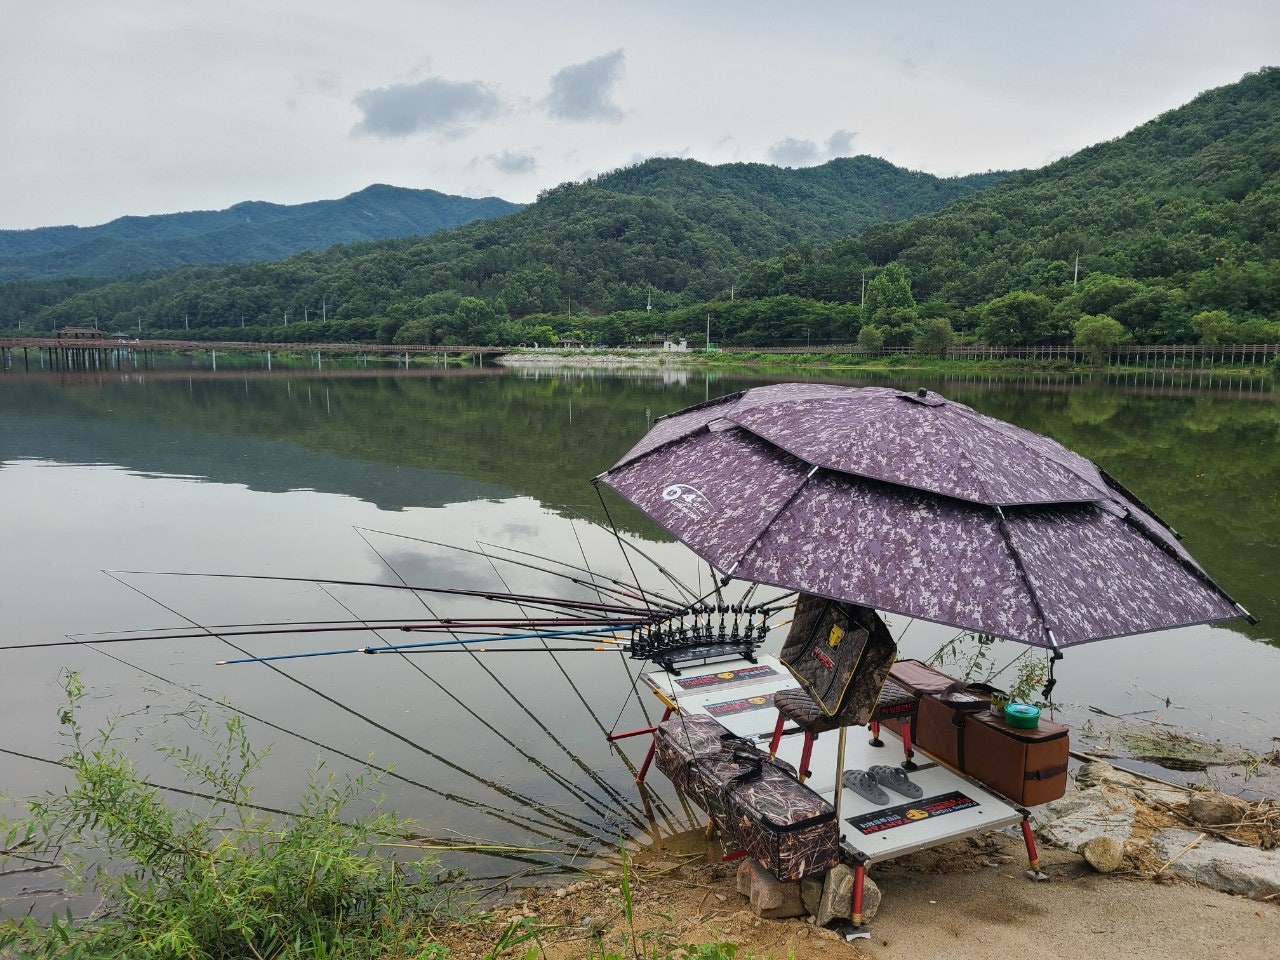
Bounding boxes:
[1,672,464,959]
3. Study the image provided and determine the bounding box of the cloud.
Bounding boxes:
[544,49,625,122]
[490,150,537,175]
[767,137,821,167]
[826,129,857,156]
[352,76,503,138]
[768,129,859,167]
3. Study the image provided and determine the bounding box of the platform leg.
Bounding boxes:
[851,862,866,927]
[900,720,917,771]
[1021,814,1049,881]
[635,706,673,785]
[768,710,785,757]
[868,720,883,748]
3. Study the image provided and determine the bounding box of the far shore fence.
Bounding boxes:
[732,342,1280,367]
[2,336,1278,370]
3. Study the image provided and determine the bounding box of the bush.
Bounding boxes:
[1,673,464,959]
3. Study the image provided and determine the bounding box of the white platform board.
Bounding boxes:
[644,655,1026,865]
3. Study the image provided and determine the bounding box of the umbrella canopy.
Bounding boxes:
[599,384,1248,649]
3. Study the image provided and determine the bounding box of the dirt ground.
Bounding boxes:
[434,824,1277,960]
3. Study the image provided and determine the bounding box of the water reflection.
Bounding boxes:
[1,363,1277,907]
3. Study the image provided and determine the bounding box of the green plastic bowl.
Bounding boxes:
[1003,702,1041,729]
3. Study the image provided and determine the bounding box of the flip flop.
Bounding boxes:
[870,764,923,799]
[842,769,889,805]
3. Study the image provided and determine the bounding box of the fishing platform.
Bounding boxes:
[633,652,1048,933]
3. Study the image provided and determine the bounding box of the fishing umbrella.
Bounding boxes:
[597,383,1251,650]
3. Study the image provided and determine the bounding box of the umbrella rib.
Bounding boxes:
[725,465,820,580]
[992,505,1059,649]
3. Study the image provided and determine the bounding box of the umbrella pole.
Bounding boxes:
[833,726,847,827]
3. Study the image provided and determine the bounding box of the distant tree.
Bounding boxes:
[864,264,916,325]
[1190,309,1237,344]
[977,292,1052,345]
[1073,313,1127,363]
[857,324,885,353]
[913,317,954,357]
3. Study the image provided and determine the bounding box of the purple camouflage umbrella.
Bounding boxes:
[598,384,1250,649]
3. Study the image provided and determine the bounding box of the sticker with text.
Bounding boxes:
[845,791,979,835]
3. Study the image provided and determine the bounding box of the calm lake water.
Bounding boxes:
[2,358,1278,895]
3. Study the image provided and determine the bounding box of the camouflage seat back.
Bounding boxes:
[779,594,897,722]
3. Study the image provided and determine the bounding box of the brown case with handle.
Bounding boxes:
[915,692,1069,806]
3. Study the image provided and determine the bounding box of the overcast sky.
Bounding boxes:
[2,1,1278,230]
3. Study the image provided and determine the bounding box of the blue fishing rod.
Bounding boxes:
[216,623,634,666]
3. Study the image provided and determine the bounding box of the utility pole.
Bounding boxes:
[705,314,711,352]
[1073,251,1080,288]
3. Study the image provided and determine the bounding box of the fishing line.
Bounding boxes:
[352,532,629,834]
[103,570,613,845]
[76,637,573,844]
[315,571,625,832]
[472,543,650,826]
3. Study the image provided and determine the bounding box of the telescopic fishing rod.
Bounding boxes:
[215,624,635,666]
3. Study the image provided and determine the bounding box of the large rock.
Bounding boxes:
[1039,784,1135,852]
[1151,828,1280,900]
[800,863,882,924]
[736,858,806,919]
[1074,760,1188,806]
[1081,835,1126,873]
[1188,790,1251,826]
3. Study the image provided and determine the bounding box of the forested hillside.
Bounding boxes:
[0,158,1008,341]
[0,185,522,282]
[3,68,1278,351]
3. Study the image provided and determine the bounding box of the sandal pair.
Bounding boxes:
[842,765,923,804]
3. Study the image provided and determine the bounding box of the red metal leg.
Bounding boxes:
[851,862,866,926]
[868,719,883,747]
[901,720,917,770]
[798,731,815,782]
[635,706,673,785]
[1020,815,1040,872]
[769,710,785,757]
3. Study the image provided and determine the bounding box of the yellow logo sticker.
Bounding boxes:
[828,625,844,649]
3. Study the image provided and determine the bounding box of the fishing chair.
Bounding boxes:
[766,596,905,781]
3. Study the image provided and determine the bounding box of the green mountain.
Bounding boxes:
[0,157,1009,337]
[0,184,523,282]
[841,67,1280,343]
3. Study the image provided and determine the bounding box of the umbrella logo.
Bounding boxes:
[661,483,713,521]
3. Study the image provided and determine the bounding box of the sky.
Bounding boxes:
[2,1,1279,231]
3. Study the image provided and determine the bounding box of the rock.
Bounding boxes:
[1150,828,1280,900]
[800,875,822,916]
[1081,836,1126,873]
[1074,760,1188,806]
[800,864,881,924]
[1039,784,1135,852]
[1188,790,1251,826]
[735,858,806,919]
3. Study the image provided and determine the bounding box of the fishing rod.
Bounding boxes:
[107,569,662,619]
[361,526,692,613]
[77,633,588,847]
[104,572,622,845]
[471,533,699,610]
[22,614,651,654]
[347,543,648,834]
[472,540,665,823]
[215,625,634,666]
